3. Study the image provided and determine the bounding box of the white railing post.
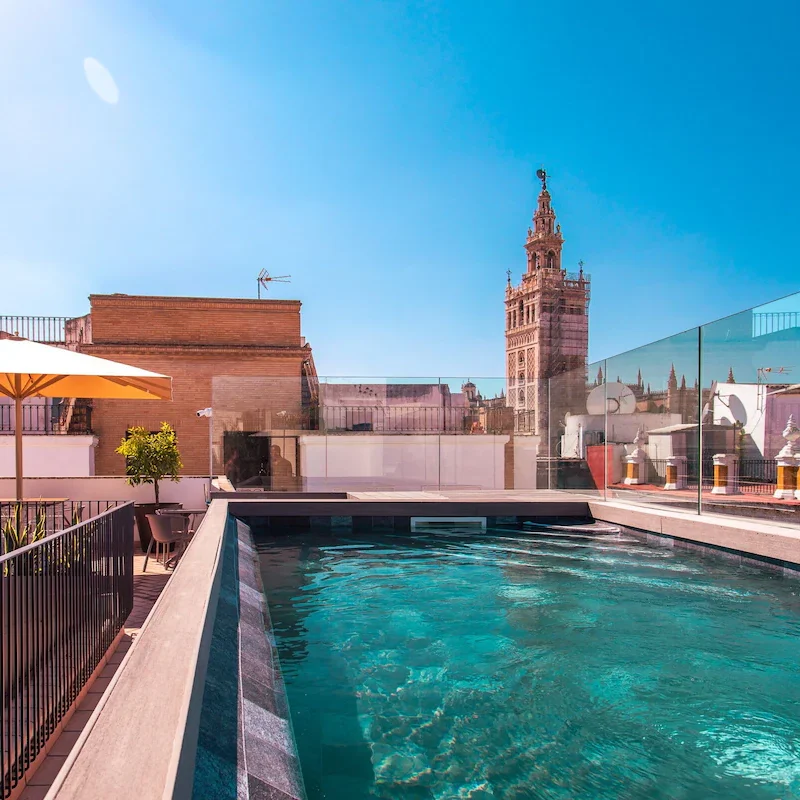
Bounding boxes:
[664,455,687,490]
[711,453,739,494]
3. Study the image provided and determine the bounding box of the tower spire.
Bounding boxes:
[668,363,678,390]
[525,166,564,272]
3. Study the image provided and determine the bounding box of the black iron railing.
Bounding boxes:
[0,400,93,435]
[0,502,134,798]
[647,459,669,483]
[261,406,482,434]
[321,405,476,433]
[0,502,121,544]
[645,456,777,493]
[0,317,70,344]
[738,458,778,494]
[240,405,521,435]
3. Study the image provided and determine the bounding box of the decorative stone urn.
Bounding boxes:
[774,415,800,500]
[624,428,646,485]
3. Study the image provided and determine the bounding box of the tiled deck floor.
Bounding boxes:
[610,482,800,506]
[17,548,174,800]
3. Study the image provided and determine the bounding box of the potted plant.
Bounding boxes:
[116,422,183,551]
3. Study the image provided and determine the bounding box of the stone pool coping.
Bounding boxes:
[589,500,800,570]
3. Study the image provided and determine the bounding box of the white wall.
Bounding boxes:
[561,413,681,458]
[0,475,209,507]
[298,434,512,491]
[647,434,678,460]
[714,384,765,457]
[714,384,800,458]
[0,435,98,478]
[513,435,540,489]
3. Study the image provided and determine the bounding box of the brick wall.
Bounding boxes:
[81,295,310,476]
[89,294,301,347]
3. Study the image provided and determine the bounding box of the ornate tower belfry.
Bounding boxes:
[505,168,591,441]
[525,168,564,273]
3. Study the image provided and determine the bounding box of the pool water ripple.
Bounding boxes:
[258,528,800,799]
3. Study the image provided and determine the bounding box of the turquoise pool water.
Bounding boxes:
[257,526,800,799]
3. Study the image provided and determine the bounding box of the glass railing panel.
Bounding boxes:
[547,362,603,495]
[211,376,529,493]
[603,328,700,510]
[700,290,800,526]
[436,378,515,490]
[211,376,307,490]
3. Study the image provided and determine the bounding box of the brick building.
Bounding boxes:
[77,294,314,476]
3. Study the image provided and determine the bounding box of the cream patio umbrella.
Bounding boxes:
[0,337,172,503]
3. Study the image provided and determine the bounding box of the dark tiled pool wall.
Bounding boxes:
[191,517,306,800]
[236,520,307,800]
[241,514,581,536]
[192,516,239,799]
[622,526,800,578]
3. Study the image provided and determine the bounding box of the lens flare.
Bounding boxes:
[83,57,119,105]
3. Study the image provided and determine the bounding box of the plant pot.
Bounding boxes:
[134,503,181,552]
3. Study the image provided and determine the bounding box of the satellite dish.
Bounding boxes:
[586,382,637,416]
[701,380,718,422]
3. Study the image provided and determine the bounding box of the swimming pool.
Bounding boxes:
[256,525,800,799]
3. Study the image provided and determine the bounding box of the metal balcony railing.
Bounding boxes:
[0,502,134,798]
[0,316,69,343]
[0,501,122,538]
[752,311,800,338]
[0,315,91,349]
[0,400,93,435]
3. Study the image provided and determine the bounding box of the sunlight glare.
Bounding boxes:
[83,57,119,104]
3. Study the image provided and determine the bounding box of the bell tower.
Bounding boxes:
[524,171,563,273]
[505,169,590,444]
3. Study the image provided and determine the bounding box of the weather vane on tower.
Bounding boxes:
[536,166,548,190]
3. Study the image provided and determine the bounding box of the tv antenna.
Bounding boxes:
[257,269,291,299]
[757,366,793,384]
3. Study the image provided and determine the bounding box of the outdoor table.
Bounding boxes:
[155,508,207,568]
[156,507,207,533]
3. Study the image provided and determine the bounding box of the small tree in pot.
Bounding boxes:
[117,422,183,550]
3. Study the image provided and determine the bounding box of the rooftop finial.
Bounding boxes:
[535,166,547,190]
[506,268,512,286]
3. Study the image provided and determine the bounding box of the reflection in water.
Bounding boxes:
[257,528,800,800]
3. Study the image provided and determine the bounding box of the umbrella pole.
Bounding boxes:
[15,395,23,504]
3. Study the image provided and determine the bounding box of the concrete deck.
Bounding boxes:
[590,499,800,567]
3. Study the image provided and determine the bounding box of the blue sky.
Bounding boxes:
[1,0,798,378]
